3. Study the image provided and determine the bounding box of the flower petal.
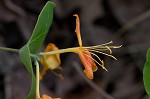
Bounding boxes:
[39,94,52,99]
[83,50,98,72]
[40,43,61,79]
[78,49,94,79]
[39,94,61,99]
[42,43,61,69]
[73,14,82,47]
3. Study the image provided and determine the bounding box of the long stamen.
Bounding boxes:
[106,46,112,54]
[85,41,122,50]
[86,47,111,50]
[86,41,113,48]
[83,49,103,63]
[86,45,121,49]
[111,45,122,48]
[97,41,113,46]
[85,46,113,54]
[87,49,117,60]
[83,53,107,71]
[89,52,108,71]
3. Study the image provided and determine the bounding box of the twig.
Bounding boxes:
[116,9,150,36]
[0,47,19,53]
[72,62,115,99]
[3,0,26,17]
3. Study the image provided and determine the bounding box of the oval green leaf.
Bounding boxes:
[28,1,55,54]
[144,48,150,97]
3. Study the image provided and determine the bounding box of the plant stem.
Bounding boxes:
[38,47,79,56]
[0,47,19,53]
[73,62,115,99]
[35,60,40,99]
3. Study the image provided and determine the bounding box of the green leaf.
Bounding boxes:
[19,45,36,99]
[19,45,32,74]
[143,48,150,97]
[28,1,55,54]
[19,1,55,99]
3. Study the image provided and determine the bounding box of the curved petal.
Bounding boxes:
[40,43,61,79]
[78,49,94,79]
[73,14,82,47]
[39,94,61,99]
[42,43,61,69]
[83,51,98,72]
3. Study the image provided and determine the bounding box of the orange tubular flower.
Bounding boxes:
[39,94,60,99]
[39,14,121,80]
[73,14,121,79]
[40,43,61,79]
[73,14,98,79]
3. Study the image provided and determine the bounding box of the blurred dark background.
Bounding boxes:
[0,0,150,99]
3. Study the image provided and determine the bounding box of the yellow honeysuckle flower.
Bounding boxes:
[40,43,61,79]
[39,94,60,99]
